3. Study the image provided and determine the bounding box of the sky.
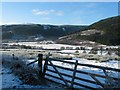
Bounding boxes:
[1,2,118,25]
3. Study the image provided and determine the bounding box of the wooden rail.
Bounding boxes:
[43,57,120,89]
[49,58,120,72]
[47,63,120,80]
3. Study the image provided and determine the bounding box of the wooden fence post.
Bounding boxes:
[43,55,49,77]
[70,60,78,88]
[38,54,43,76]
[12,53,15,60]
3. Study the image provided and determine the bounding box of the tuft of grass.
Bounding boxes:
[2,55,47,85]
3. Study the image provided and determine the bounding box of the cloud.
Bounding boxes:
[32,9,50,15]
[85,3,97,8]
[0,22,22,25]
[56,11,64,16]
[41,17,51,20]
[32,9,64,16]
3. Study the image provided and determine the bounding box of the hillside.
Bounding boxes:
[1,24,87,41]
[57,16,120,45]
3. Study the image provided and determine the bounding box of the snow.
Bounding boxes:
[97,51,108,55]
[50,60,118,88]
[43,25,51,30]
[1,67,49,89]
[1,55,119,89]
[26,57,119,89]
[1,42,120,89]
[4,42,92,50]
[1,53,65,89]
[2,67,22,88]
[59,50,90,54]
[73,58,119,69]
[62,27,66,31]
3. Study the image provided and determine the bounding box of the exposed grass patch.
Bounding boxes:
[2,55,47,85]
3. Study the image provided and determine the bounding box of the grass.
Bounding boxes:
[2,55,47,85]
[1,49,120,89]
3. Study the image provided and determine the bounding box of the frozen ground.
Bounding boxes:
[1,45,120,89]
[1,53,65,89]
[27,57,120,89]
[5,42,92,50]
[1,67,50,89]
[73,58,120,69]
[1,66,67,90]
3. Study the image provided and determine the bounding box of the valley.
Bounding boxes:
[1,13,120,89]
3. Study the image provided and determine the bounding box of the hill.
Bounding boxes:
[1,24,87,41]
[57,16,120,45]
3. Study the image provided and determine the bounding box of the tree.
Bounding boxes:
[60,47,65,50]
[75,47,80,50]
[75,50,79,53]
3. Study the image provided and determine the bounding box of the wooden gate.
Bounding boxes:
[27,54,120,89]
[42,57,120,89]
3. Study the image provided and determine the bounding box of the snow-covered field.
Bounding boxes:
[3,42,119,57]
[4,41,120,50]
[73,58,119,69]
[27,57,120,89]
[4,42,92,49]
[1,42,120,89]
[1,57,119,89]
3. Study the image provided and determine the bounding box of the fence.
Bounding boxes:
[28,54,120,89]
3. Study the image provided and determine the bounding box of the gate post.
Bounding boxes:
[38,54,43,76]
[43,55,49,77]
[12,53,15,60]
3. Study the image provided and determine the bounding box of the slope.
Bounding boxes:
[57,16,120,45]
[1,24,87,41]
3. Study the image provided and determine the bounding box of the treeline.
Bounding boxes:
[75,16,120,45]
[2,24,87,40]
